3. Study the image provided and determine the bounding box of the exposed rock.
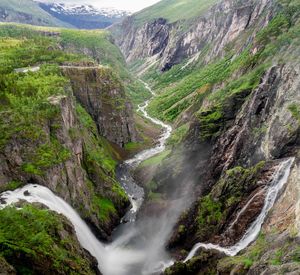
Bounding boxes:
[62,65,138,147]
[0,256,16,275]
[209,64,300,182]
[112,0,277,72]
[0,92,129,240]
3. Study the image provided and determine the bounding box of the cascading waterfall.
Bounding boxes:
[0,184,106,268]
[184,157,295,262]
[0,81,174,275]
[0,80,295,274]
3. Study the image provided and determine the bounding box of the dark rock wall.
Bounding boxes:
[62,66,138,147]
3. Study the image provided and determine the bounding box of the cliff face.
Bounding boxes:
[112,0,276,72]
[112,0,300,272]
[62,66,138,147]
[0,89,129,240]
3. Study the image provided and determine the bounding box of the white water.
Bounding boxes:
[0,80,294,273]
[0,81,174,275]
[0,184,106,267]
[184,157,295,261]
[227,187,266,231]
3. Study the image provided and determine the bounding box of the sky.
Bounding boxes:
[39,0,162,12]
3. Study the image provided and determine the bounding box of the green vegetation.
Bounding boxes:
[269,249,283,265]
[292,246,300,262]
[196,161,265,238]
[93,197,117,222]
[218,234,267,271]
[134,0,219,25]
[0,180,22,193]
[76,104,117,174]
[145,5,300,145]
[0,205,96,274]
[288,103,300,124]
[22,139,71,176]
[0,24,129,228]
[167,123,189,146]
[197,195,222,226]
[196,195,222,238]
[76,105,128,223]
[139,150,171,167]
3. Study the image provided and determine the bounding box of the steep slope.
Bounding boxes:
[0,0,71,27]
[0,204,100,274]
[112,0,276,72]
[0,24,143,241]
[111,0,300,273]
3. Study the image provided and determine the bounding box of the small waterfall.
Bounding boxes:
[184,157,294,262]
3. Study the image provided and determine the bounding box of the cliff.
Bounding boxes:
[110,0,300,273]
[112,0,277,72]
[62,65,138,147]
[0,25,141,242]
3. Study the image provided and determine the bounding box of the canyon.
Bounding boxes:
[0,0,299,274]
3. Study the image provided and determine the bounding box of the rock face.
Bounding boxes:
[167,62,300,250]
[112,0,276,71]
[0,91,129,240]
[62,66,138,147]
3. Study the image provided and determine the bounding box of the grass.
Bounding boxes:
[0,205,95,274]
[139,149,171,167]
[144,5,300,130]
[93,197,117,222]
[218,234,267,271]
[167,123,189,146]
[288,103,300,124]
[134,0,219,25]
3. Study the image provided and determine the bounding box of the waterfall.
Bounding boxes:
[0,184,106,269]
[0,80,294,274]
[184,157,295,262]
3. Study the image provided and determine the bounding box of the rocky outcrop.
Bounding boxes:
[0,256,15,275]
[165,61,300,257]
[0,91,129,240]
[209,64,300,182]
[112,0,277,72]
[62,65,138,147]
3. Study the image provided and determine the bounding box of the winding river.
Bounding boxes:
[0,81,174,275]
[0,81,295,274]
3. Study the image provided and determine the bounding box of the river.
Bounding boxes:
[0,81,295,274]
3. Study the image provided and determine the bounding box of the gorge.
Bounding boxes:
[0,0,300,274]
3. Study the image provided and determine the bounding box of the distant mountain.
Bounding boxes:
[0,0,130,29]
[37,2,131,29]
[0,0,71,27]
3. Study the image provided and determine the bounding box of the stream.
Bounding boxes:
[0,81,295,274]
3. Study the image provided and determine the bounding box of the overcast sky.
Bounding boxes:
[39,0,162,12]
